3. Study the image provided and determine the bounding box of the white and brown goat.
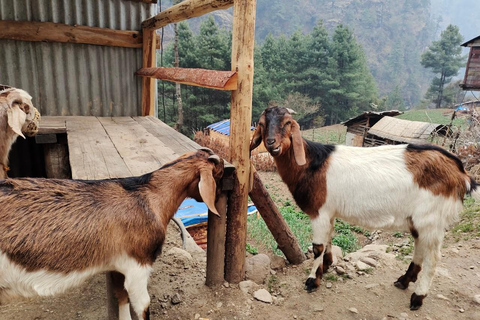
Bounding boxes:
[0,85,41,178]
[250,106,480,310]
[0,148,224,320]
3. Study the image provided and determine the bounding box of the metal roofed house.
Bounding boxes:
[461,35,480,91]
[364,116,449,146]
[342,110,403,146]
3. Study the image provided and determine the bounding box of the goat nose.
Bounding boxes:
[266,138,275,146]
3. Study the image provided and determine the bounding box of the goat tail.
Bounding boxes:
[467,177,480,201]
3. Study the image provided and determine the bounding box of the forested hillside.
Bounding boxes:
[156,0,480,132]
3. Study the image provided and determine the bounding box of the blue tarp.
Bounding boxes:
[175,198,257,227]
[207,119,255,136]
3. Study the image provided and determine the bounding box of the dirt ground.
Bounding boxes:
[1,171,479,320]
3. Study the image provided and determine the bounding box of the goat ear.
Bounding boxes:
[291,121,306,166]
[199,168,220,216]
[250,113,265,152]
[7,104,26,139]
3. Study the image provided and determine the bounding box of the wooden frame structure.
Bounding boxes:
[137,0,305,290]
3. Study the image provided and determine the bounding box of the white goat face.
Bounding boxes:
[1,88,40,138]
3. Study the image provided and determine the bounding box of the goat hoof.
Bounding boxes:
[304,278,319,292]
[410,293,425,310]
[394,276,408,290]
[394,280,407,290]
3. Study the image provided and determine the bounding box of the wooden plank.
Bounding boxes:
[225,0,257,284]
[142,28,157,116]
[98,117,177,176]
[136,67,237,90]
[142,0,234,30]
[0,20,162,49]
[38,116,68,134]
[66,117,131,180]
[134,116,200,155]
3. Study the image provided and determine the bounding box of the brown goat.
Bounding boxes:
[250,106,479,310]
[0,148,224,320]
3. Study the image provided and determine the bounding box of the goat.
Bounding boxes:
[0,148,224,320]
[0,85,41,179]
[250,106,480,310]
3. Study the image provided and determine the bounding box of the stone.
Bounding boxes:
[335,266,346,275]
[332,245,343,259]
[270,255,287,270]
[245,254,271,284]
[239,280,258,294]
[400,312,409,318]
[436,294,450,301]
[356,260,370,271]
[314,306,324,312]
[253,289,273,304]
[473,294,480,305]
[365,283,379,289]
[165,248,193,267]
[360,257,378,267]
[171,293,182,305]
[348,307,358,314]
[326,282,333,289]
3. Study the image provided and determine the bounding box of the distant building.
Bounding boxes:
[365,116,449,147]
[341,110,403,146]
[342,111,449,147]
[461,35,480,91]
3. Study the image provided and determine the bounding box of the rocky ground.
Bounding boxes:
[1,172,480,320]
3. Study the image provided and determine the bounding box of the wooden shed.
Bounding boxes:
[461,35,480,91]
[1,1,307,318]
[342,110,402,146]
[364,116,449,146]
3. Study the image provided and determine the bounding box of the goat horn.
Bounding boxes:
[208,154,221,164]
[286,108,297,115]
[199,147,214,155]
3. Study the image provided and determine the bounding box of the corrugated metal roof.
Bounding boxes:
[368,116,447,144]
[207,119,255,136]
[341,110,403,126]
[0,0,157,116]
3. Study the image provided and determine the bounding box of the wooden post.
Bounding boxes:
[249,172,306,264]
[205,192,228,286]
[225,0,257,284]
[106,273,118,320]
[141,28,157,116]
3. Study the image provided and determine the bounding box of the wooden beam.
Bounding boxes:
[205,192,228,287]
[142,0,234,30]
[0,20,160,49]
[141,28,157,116]
[131,0,158,3]
[249,172,306,264]
[225,0,257,284]
[136,67,237,90]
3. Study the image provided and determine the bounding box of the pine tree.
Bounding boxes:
[330,24,378,123]
[421,24,465,108]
